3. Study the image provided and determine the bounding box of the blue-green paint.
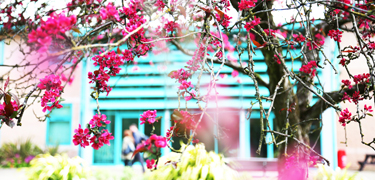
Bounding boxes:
[46,104,72,146]
[79,60,88,158]
[114,112,122,165]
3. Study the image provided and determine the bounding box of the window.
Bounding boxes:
[46,104,72,145]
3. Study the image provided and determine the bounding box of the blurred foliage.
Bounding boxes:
[313,164,358,180]
[26,153,92,180]
[92,166,143,180]
[0,139,45,168]
[145,143,242,180]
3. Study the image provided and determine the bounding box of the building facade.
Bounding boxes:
[0,37,342,169]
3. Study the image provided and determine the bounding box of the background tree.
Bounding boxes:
[0,0,374,179]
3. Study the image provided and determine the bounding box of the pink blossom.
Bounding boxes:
[340,58,348,66]
[306,33,325,50]
[215,13,232,28]
[293,34,306,43]
[238,0,257,10]
[28,13,77,52]
[339,108,352,126]
[220,74,228,79]
[140,110,158,125]
[100,3,120,21]
[146,159,156,169]
[150,134,167,148]
[185,95,192,101]
[179,80,194,90]
[72,124,90,148]
[353,73,370,85]
[342,92,351,103]
[341,79,352,89]
[232,70,239,78]
[38,75,64,112]
[299,61,317,78]
[155,0,165,10]
[364,105,373,112]
[328,29,343,42]
[351,91,363,104]
[89,129,114,150]
[244,16,260,31]
[164,21,179,33]
[89,114,111,128]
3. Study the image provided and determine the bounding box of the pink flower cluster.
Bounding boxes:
[232,70,239,78]
[120,2,154,57]
[340,58,349,66]
[28,13,77,52]
[215,13,232,28]
[134,134,167,155]
[100,3,120,21]
[155,0,165,10]
[306,33,325,50]
[299,61,317,78]
[179,80,194,90]
[146,159,156,169]
[164,21,179,33]
[187,46,205,71]
[140,110,158,125]
[73,116,115,150]
[328,29,343,42]
[178,110,197,130]
[89,114,111,127]
[353,73,370,85]
[169,68,194,91]
[238,0,257,10]
[341,79,352,89]
[184,89,196,101]
[88,51,129,95]
[293,34,306,43]
[244,16,260,31]
[364,104,373,113]
[339,108,352,126]
[38,75,64,112]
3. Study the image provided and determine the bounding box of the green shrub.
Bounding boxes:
[26,153,92,180]
[313,164,358,180]
[145,143,239,180]
[0,139,44,168]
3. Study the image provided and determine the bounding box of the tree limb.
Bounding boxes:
[303,83,369,120]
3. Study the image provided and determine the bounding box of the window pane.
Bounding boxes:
[144,120,161,137]
[93,114,115,164]
[250,118,267,157]
[49,105,71,121]
[48,121,70,144]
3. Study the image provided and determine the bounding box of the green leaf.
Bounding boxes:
[367,113,373,117]
[71,27,81,34]
[10,111,17,119]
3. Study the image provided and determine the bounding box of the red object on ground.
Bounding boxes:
[338,150,347,169]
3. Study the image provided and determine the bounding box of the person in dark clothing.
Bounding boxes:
[129,124,148,172]
[122,130,135,166]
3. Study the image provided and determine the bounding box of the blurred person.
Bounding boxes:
[122,129,135,166]
[129,124,148,172]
